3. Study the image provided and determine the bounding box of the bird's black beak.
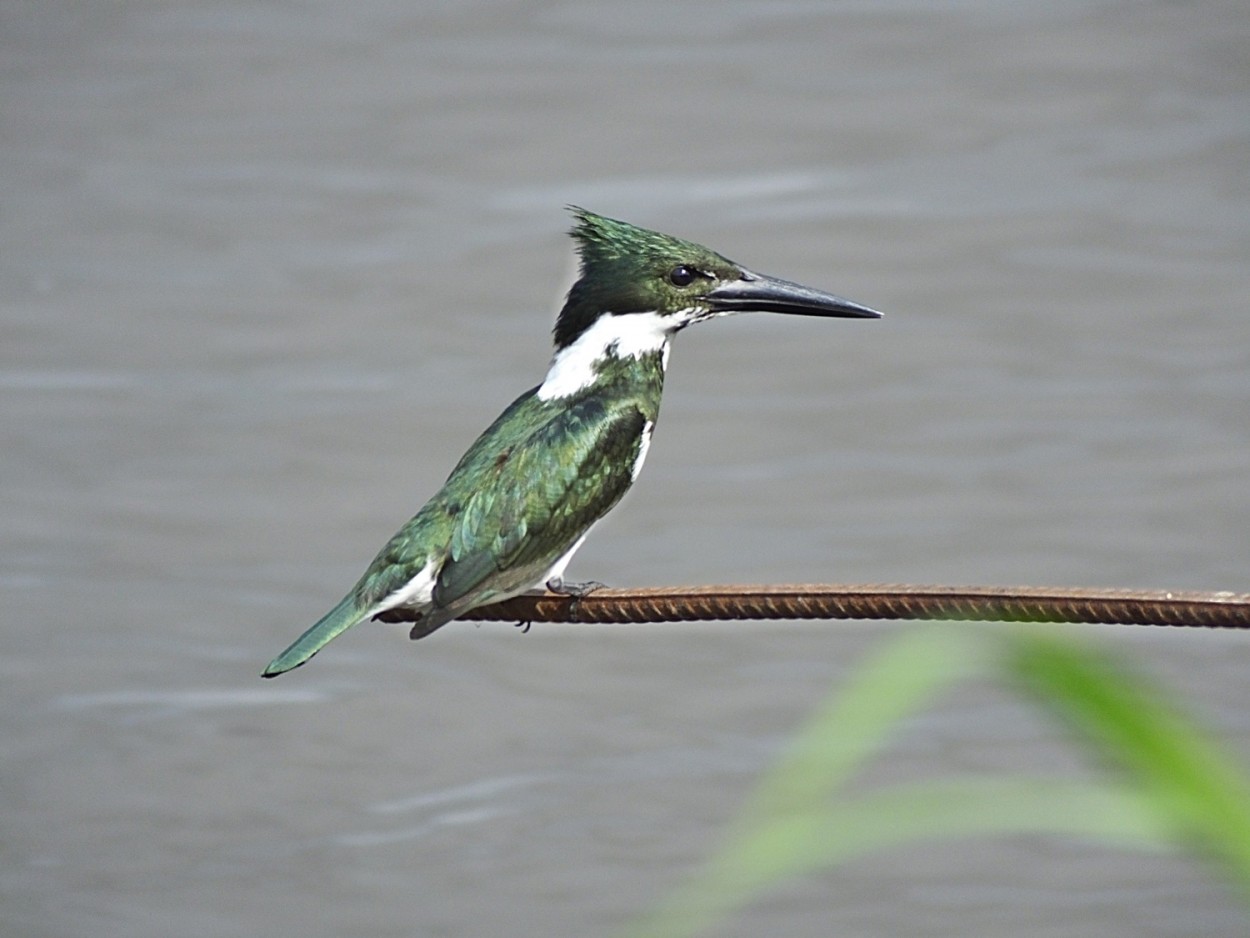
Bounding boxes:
[707,269,882,319]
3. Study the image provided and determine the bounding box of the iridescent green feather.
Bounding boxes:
[353,349,664,617]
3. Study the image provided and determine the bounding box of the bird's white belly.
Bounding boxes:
[537,527,593,587]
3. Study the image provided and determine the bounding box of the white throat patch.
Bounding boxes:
[537,310,677,401]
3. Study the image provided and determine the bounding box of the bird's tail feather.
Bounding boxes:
[262,594,363,678]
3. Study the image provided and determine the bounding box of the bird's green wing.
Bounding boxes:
[432,395,648,608]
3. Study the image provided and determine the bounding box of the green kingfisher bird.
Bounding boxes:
[262,208,881,677]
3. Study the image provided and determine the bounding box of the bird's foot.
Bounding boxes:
[514,620,532,634]
[545,577,606,623]
[545,577,606,598]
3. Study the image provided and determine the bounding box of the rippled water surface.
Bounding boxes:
[5,2,1249,935]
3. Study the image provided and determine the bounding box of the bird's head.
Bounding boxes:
[553,207,880,350]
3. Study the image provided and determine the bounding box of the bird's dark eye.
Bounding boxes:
[669,265,696,287]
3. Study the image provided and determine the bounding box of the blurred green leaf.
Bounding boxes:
[627,777,1168,938]
[626,626,1250,938]
[624,627,986,938]
[1003,628,1250,897]
[735,626,987,824]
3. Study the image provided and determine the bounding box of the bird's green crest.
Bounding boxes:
[555,207,741,348]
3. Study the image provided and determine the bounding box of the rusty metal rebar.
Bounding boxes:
[428,584,1250,630]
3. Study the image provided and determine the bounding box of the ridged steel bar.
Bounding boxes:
[433,584,1250,630]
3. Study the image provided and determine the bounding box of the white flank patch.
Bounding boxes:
[537,311,676,401]
[631,419,654,482]
[369,557,439,617]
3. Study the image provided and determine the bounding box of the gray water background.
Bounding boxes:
[4,2,1249,935]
